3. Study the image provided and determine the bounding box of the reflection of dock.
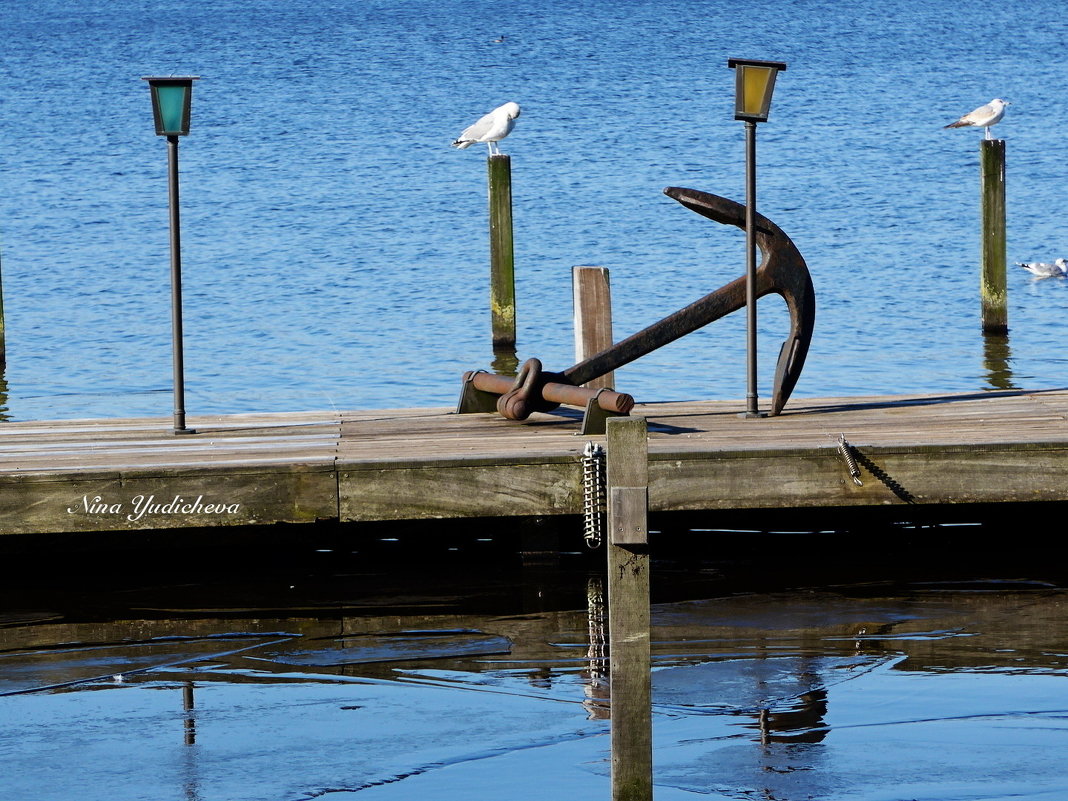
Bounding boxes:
[3,388,1068,536]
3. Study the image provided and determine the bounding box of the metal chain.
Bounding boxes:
[581,441,606,548]
[837,434,864,486]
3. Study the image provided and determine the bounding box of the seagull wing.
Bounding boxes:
[945,100,1004,129]
[963,101,997,123]
[1019,261,1057,277]
[454,109,499,145]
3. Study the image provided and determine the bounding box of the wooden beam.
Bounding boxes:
[606,416,652,801]
[572,266,614,390]
[338,458,582,521]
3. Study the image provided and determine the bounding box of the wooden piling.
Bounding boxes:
[0,248,6,369]
[487,154,516,349]
[980,138,1007,334]
[572,266,615,390]
[606,415,652,801]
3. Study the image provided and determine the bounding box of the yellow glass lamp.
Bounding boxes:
[727,59,786,122]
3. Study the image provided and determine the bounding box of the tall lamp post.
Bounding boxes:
[727,58,786,419]
[142,76,199,435]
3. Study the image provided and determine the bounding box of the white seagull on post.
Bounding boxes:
[944,98,1009,139]
[451,102,521,155]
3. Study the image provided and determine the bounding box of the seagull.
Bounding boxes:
[1017,257,1068,278]
[451,102,521,155]
[944,98,1009,139]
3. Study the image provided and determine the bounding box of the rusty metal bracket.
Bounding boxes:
[458,187,815,421]
[456,370,499,413]
[581,388,627,436]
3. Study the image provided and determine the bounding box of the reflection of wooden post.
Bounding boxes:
[980,139,1007,334]
[488,154,516,349]
[606,416,651,801]
[573,266,614,390]
[183,681,196,745]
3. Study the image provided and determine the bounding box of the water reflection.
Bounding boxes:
[583,577,610,720]
[755,687,828,746]
[982,332,1018,391]
[1,560,1068,800]
[490,345,519,377]
[183,682,196,746]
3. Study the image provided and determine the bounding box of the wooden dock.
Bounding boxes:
[2,388,1068,536]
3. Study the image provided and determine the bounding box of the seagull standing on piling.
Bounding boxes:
[944,98,1009,139]
[1017,258,1068,278]
[451,102,521,155]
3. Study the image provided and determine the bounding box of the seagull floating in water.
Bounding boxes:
[944,98,1009,139]
[1017,258,1068,278]
[451,102,521,155]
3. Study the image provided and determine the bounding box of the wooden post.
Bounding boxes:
[0,248,6,369]
[606,416,652,801]
[980,138,1007,334]
[572,266,615,390]
[487,154,516,349]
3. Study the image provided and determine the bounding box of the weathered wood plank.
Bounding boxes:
[0,463,338,534]
[573,265,615,391]
[649,442,1068,510]
[339,461,581,521]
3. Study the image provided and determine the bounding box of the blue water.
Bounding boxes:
[3,566,1068,801]
[2,0,1068,421]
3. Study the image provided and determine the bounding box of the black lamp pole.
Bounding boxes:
[727,58,786,419]
[166,133,193,434]
[743,118,760,418]
[143,76,199,435]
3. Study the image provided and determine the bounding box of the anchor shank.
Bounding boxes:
[563,275,749,387]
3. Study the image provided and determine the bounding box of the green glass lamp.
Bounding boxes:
[141,76,199,136]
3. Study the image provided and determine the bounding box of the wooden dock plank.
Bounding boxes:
[2,388,1068,534]
[1,463,338,534]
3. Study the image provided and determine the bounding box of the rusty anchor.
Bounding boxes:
[458,187,815,430]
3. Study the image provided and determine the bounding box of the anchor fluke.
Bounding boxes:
[662,187,815,415]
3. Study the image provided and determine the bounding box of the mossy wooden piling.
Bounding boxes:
[980,138,1007,334]
[0,247,6,368]
[606,416,652,801]
[487,154,516,349]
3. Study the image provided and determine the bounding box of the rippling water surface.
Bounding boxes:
[2,535,1067,801]
[2,0,1068,420]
